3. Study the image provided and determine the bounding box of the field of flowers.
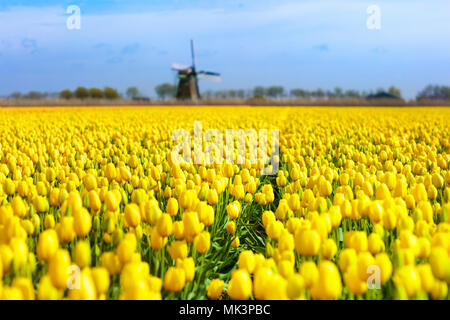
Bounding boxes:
[0,106,449,300]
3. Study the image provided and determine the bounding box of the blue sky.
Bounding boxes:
[0,0,449,99]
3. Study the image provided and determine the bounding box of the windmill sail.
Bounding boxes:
[171,63,190,71]
[172,40,220,101]
[191,40,196,69]
[198,71,221,82]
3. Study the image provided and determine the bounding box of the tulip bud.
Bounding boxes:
[310,261,342,300]
[74,208,92,238]
[166,198,179,217]
[10,237,28,268]
[226,221,236,235]
[11,196,27,219]
[124,203,141,228]
[207,279,224,300]
[91,267,110,295]
[117,237,137,265]
[287,273,305,299]
[194,231,210,254]
[227,269,252,300]
[266,220,283,240]
[238,250,255,274]
[163,267,185,292]
[48,249,71,290]
[173,221,185,240]
[207,189,218,205]
[150,228,165,250]
[321,238,337,260]
[295,229,321,256]
[37,229,59,262]
[168,240,188,261]
[176,257,195,282]
[156,213,173,237]
[75,240,91,268]
[88,190,101,213]
[300,261,319,289]
[58,216,75,243]
[232,237,240,248]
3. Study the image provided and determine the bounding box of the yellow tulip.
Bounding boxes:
[156,213,173,237]
[300,261,319,289]
[124,203,141,228]
[48,249,71,290]
[164,267,185,292]
[75,240,91,268]
[321,238,337,260]
[227,269,252,300]
[207,279,224,300]
[91,267,110,295]
[37,229,59,262]
[74,208,92,238]
[295,229,321,256]
[194,231,210,254]
[310,261,342,300]
[176,257,195,282]
[168,240,188,261]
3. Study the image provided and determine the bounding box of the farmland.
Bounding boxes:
[0,106,449,300]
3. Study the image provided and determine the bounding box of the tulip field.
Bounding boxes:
[0,106,449,300]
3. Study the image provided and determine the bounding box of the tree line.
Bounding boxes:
[59,87,121,100]
[7,87,124,100]
[416,85,450,101]
[4,84,450,101]
[202,86,403,99]
[153,84,406,100]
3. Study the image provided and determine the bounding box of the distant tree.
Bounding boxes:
[202,90,214,99]
[24,91,47,99]
[155,83,175,99]
[10,92,22,99]
[75,87,89,99]
[417,85,450,101]
[311,89,325,99]
[48,92,60,99]
[266,86,284,98]
[215,90,226,99]
[326,90,336,99]
[334,87,344,98]
[237,89,245,99]
[104,87,120,99]
[388,86,402,98]
[344,90,360,98]
[442,86,450,100]
[59,89,73,100]
[126,87,140,99]
[290,89,308,99]
[89,88,104,99]
[315,89,325,99]
[253,86,266,98]
[376,88,385,94]
[228,90,237,98]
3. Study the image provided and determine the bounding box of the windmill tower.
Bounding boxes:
[172,40,221,101]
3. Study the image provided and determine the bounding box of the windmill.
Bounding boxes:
[171,40,221,101]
